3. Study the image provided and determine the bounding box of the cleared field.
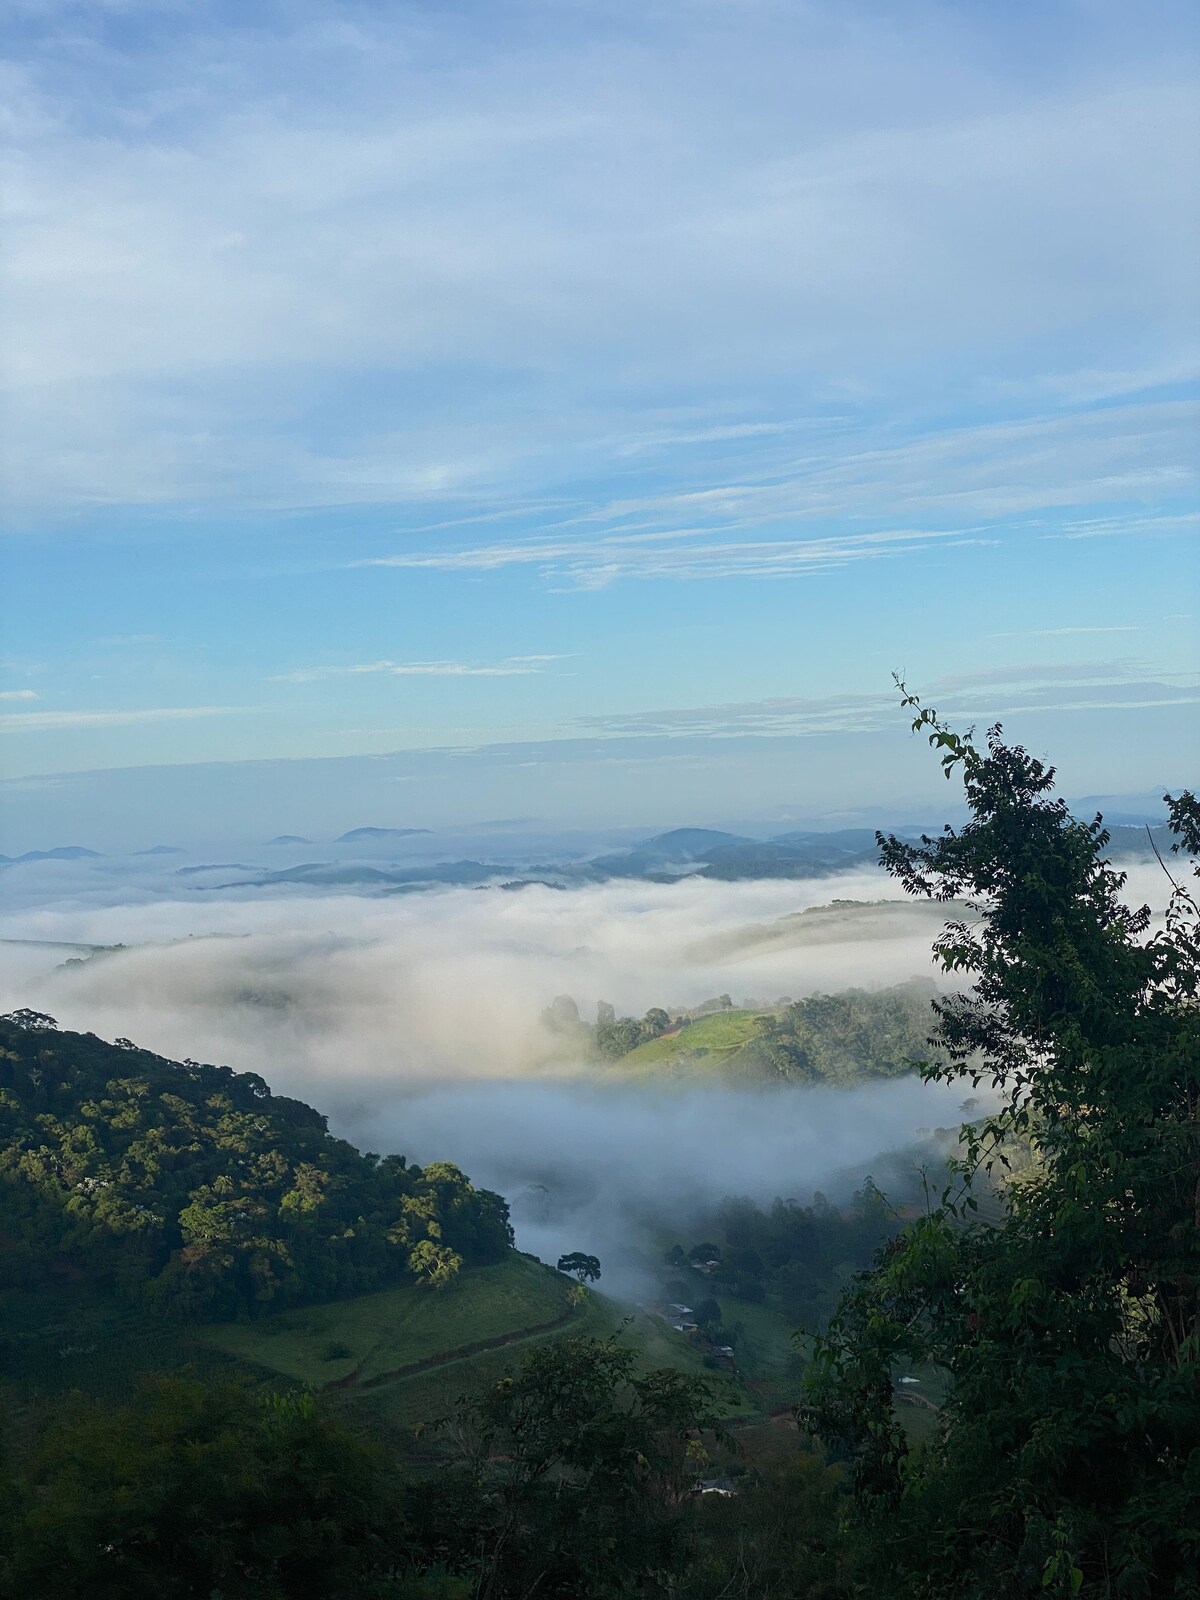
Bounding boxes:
[893,1362,948,1444]
[620,1010,765,1070]
[356,1296,747,1434]
[3,1257,754,1459]
[203,1254,573,1389]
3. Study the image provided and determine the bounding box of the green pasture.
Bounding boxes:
[202,1254,572,1389]
[892,1361,948,1444]
[710,1296,808,1411]
[202,1253,746,1432]
[619,1010,765,1070]
[2,1257,755,1459]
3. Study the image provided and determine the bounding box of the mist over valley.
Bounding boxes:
[1,838,1165,1298]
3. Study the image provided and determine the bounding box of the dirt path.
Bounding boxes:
[895,1389,941,1413]
[325,1306,578,1393]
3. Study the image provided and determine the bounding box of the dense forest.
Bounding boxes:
[754,985,944,1084]
[665,1181,902,1326]
[0,1016,513,1320]
[580,982,943,1078]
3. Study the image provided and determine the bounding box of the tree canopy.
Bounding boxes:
[802,694,1200,1598]
[0,1019,513,1320]
[556,1251,602,1283]
[2,1379,415,1600]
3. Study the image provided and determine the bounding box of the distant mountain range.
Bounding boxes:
[195,820,1176,893]
[1,813,1173,887]
[0,846,101,865]
[336,826,432,842]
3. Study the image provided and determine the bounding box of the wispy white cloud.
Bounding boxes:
[270,655,564,683]
[0,705,253,733]
[359,528,993,588]
[987,626,1140,638]
[1052,510,1200,541]
[0,689,39,701]
[346,402,1198,587]
[575,666,1200,739]
[1,5,1196,514]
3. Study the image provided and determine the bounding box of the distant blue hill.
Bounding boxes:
[214,859,495,890]
[336,827,432,842]
[265,834,311,845]
[637,828,754,859]
[0,846,102,865]
[133,845,185,856]
[175,863,263,876]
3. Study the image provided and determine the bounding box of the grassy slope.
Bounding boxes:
[2,1259,753,1457]
[203,1254,573,1388]
[202,1254,749,1430]
[619,1010,766,1072]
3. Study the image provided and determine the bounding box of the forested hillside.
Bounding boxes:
[586,981,944,1083]
[0,1015,512,1320]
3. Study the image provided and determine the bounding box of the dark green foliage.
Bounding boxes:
[755,983,941,1084]
[425,1335,721,1599]
[679,1183,898,1327]
[0,1019,512,1320]
[1,1379,418,1600]
[595,1006,674,1058]
[555,1250,601,1283]
[686,1453,856,1599]
[802,696,1200,1597]
[693,1296,722,1329]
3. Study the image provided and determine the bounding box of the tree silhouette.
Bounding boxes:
[556,1251,601,1284]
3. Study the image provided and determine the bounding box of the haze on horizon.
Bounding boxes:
[0,0,1197,850]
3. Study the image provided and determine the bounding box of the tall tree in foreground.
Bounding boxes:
[802,691,1200,1598]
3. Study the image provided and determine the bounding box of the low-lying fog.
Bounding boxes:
[0,859,1167,1292]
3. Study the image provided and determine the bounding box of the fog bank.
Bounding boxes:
[0,872,939,1097]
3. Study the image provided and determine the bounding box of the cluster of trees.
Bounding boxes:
[539,996,676,1060]
[754,983,944,1085]
[544,980,941,1083]
[593,1002,674,1059]
[0,1018,513,1320]
[801,696,1200,1596]
[1,1340,855,1600]
[666,1182,898,1326]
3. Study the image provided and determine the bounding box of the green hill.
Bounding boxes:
[612,983,942,1085]
[204,1254,573,1390]
[618,1009,766,1072]
[201,1252,744,1431]
[0,1012,513,1321]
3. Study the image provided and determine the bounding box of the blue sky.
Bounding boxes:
[1,0,1198,843]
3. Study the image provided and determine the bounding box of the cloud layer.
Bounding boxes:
[0,858,1175,1289]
